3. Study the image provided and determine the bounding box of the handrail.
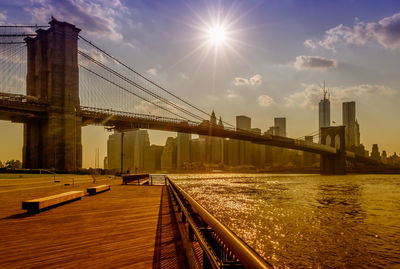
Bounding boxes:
[167,177,273,269]
[39,169,75,186]
[39,169,56,182]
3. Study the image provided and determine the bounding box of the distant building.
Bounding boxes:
[206,113,224,164]
[103,156,108,170]
[381,150,388,164]
[342,101,360,148]
[251,128,261,135]
[236,115,251,131]
[161,137,176,170]
[218,116,224,128]
[274,117,286,137]
[107,132,121,170]
[177,132,191,169]
[210,110,217,125]
[371,144,381,162]
[319,86,330,129]
[191,137,206,163]
[106,129,150,172]
[236,115,252,165]
[133,130,150,172]
[225,139,239,166]
[266,126,279,135]
[144,145,163,171]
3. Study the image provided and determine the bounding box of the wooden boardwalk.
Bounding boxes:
[0,178,188,268]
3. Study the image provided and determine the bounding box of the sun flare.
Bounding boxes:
[207,25,228,46]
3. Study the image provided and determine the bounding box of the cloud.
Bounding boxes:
[0,11,7,23]
[257,95,275,107]
[146,68,157,76]
[250,74,262,85]
[135,99,186,116]
[304,39,316,49]
[178,72,188,80]
[294,56,338,70]
[306,13,400,51]
[285,83,396,108]
[226,89,238,98]
[25,0,127,41]
[234,74,263,86]
[79,47,107,66]
[234,77,249,86]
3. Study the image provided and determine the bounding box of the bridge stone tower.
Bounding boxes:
[23,19,82,171]
[320,126,346,174]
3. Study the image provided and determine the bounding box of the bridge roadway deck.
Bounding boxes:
[0,176,188,268]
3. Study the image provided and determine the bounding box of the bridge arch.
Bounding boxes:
[335,134,341,149]
[325,135,331,146]
[320,126,346,175]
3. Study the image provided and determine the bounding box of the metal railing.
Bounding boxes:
[167,177,273,269]
[39,169,56,182]
[39,169,75,186]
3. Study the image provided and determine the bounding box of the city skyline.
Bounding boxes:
[0,0,400,168]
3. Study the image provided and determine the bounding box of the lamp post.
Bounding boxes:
[120,130,124,174]
[73,106,76,172]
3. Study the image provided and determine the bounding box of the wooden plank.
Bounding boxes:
[87,185,110,195]
[21,191,84,212]
[0,182,188,268]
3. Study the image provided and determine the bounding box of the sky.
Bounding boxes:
[0,0,400,168]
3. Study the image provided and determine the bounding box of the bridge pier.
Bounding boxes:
[320,126,346,175]
[23,19,82,171]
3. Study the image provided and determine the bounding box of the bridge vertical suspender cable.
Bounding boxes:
[78,35,237,128]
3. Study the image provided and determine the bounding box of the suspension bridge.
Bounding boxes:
[0,19,387,174]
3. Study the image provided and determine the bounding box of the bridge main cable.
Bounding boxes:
[78,50,206,122]
[78,35,236,128]
[79,64,194,122]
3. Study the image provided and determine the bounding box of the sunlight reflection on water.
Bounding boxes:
[171,174,400,268]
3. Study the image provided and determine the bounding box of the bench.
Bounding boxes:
[22,191,84,213]
[87,185,110,195]
[122,174,149,185]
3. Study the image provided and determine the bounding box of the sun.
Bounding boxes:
[207,25,228,46]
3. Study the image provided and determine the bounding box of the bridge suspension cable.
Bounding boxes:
[79,36,211,116]
[296,129,320,141]
[78,50,206,122]
[79,64,194,122]
[78,35,236,128]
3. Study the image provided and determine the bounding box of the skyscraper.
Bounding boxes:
[206,114,224,164]
[133,130,150,172]
[274,117,286,137]
[342,101,360,148]
[371,144,381,162]
[236,115,252,164]
[107,132,121,170]
[236,115,251,131]
[161,137,177,170]
[319,84,330,129]
[177,132,191,168]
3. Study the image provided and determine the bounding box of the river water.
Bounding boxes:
[170,174,400,268]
